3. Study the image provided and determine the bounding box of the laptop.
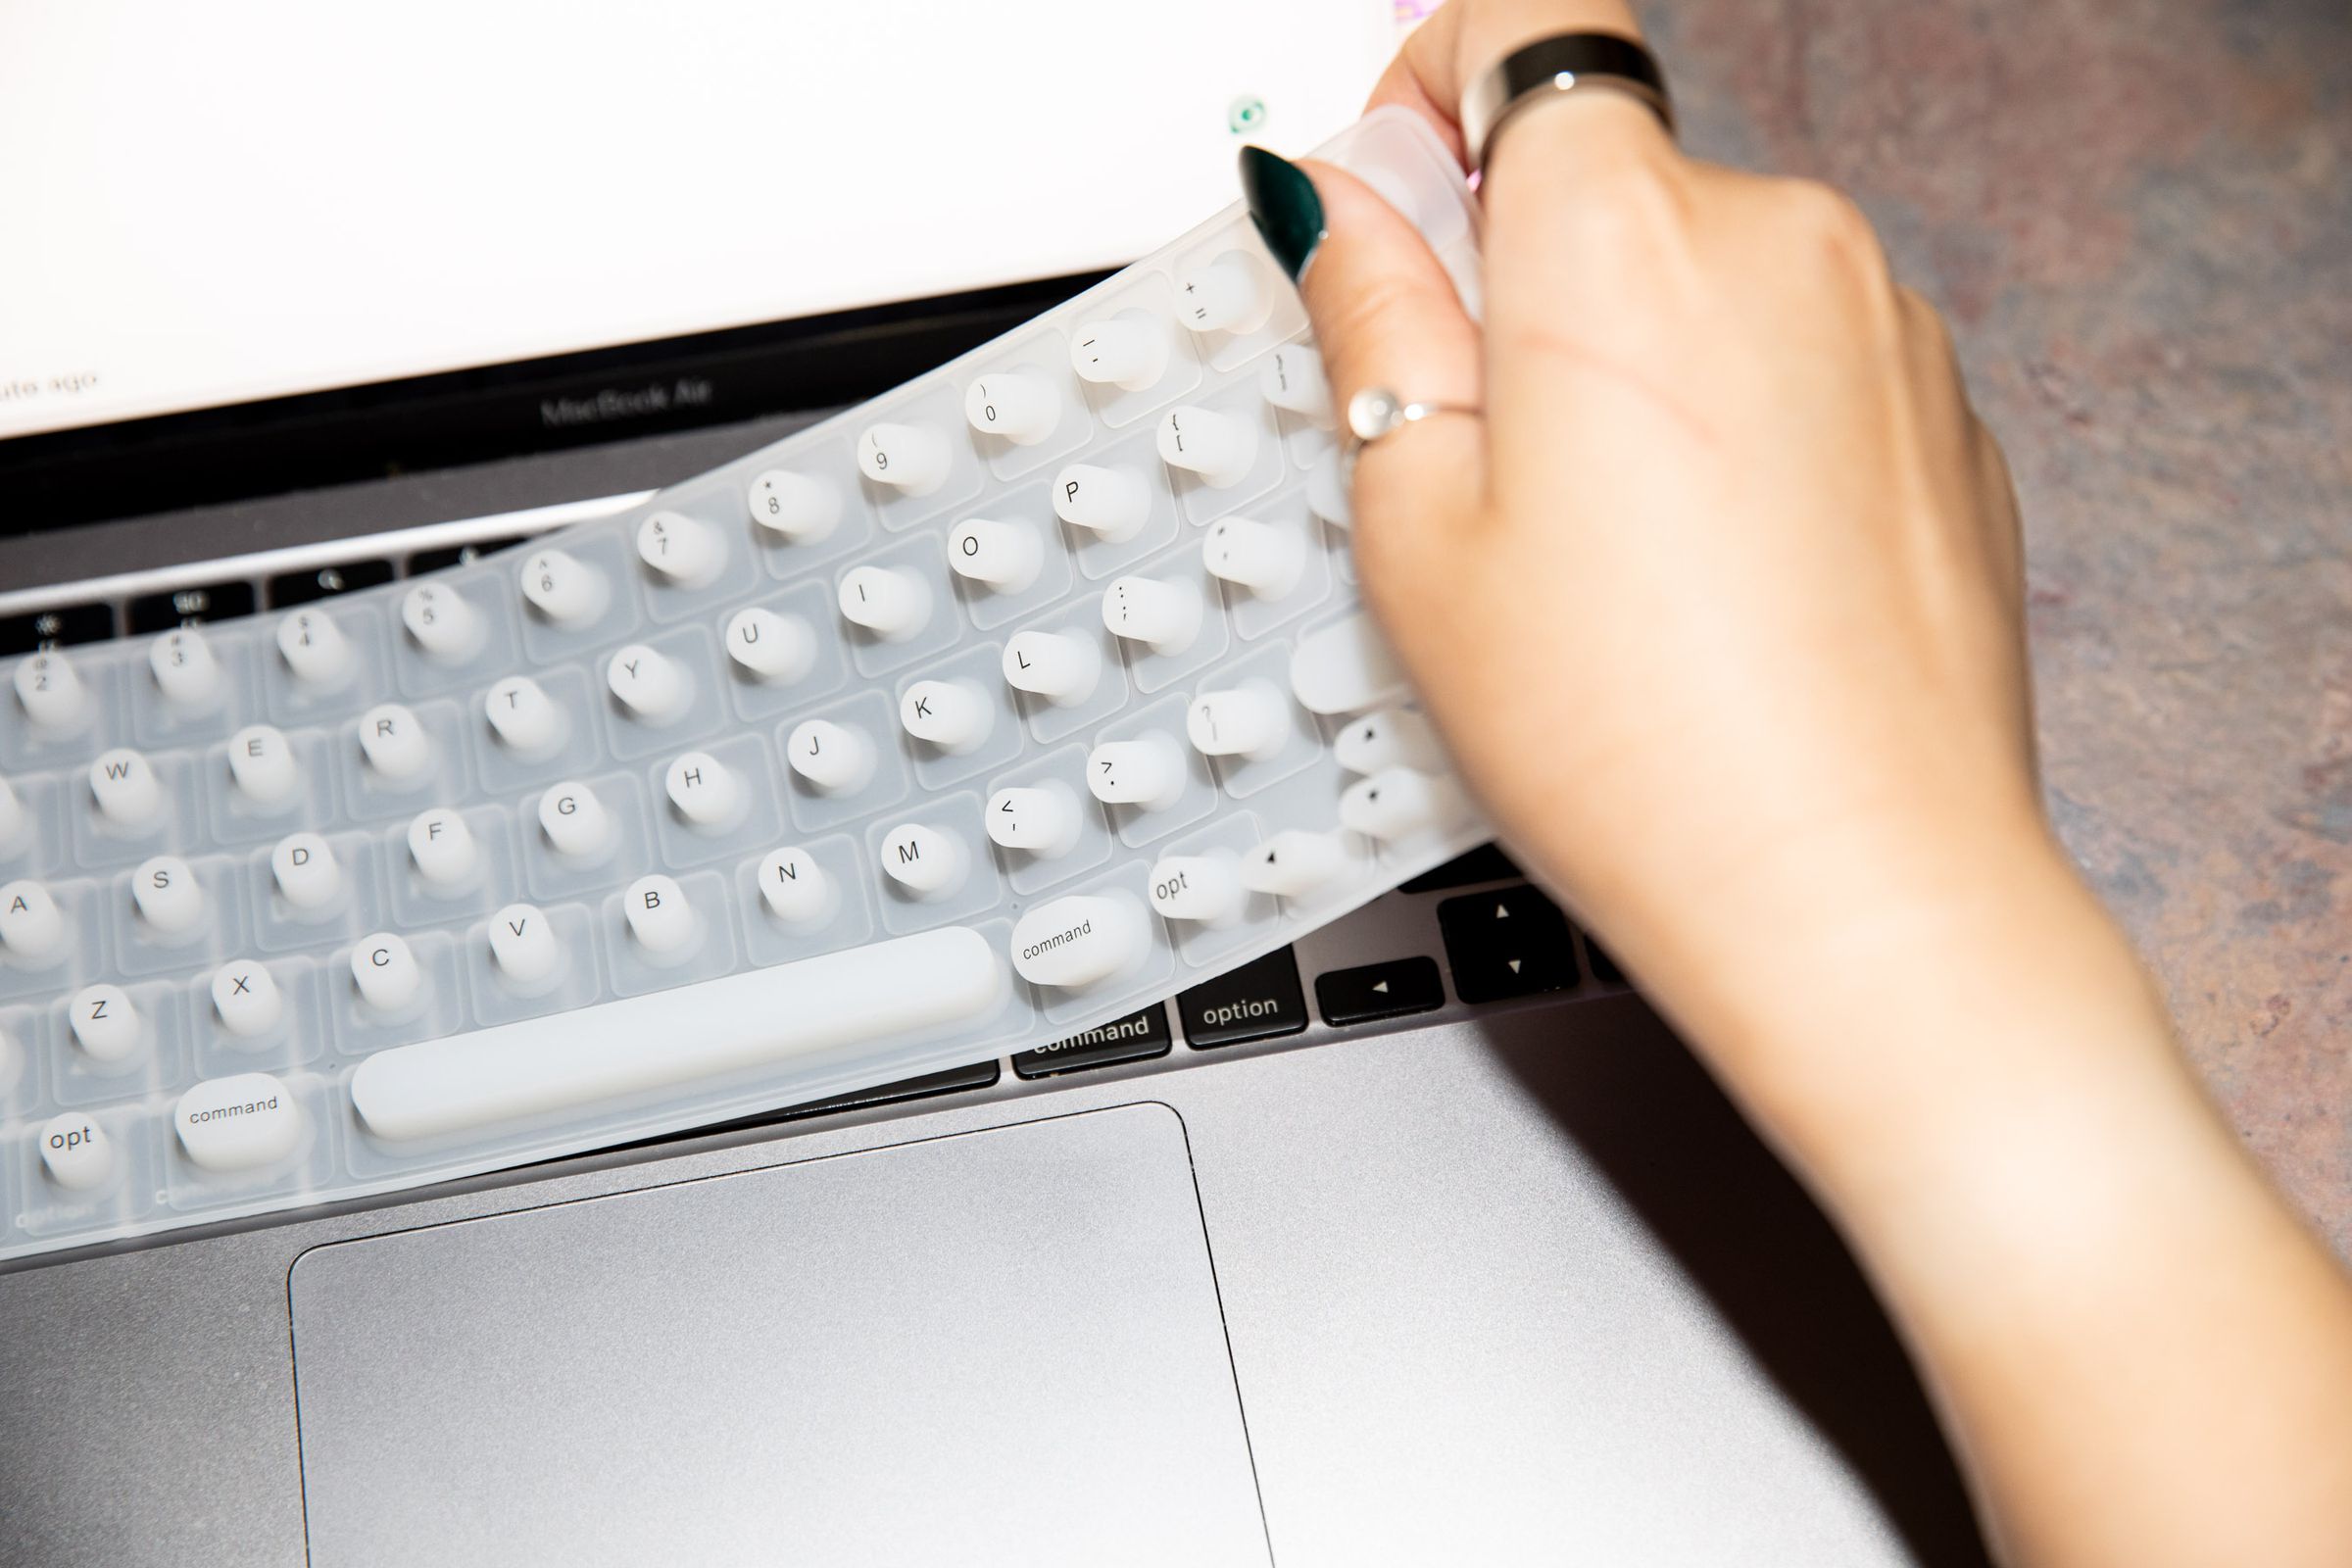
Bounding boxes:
[0,4,1991,1562]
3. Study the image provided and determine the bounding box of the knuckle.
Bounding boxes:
[1777,178,1888,275]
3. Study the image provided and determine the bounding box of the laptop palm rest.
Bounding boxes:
[289,1102,1267,1567]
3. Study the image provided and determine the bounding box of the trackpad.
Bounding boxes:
[291,1102,1266,1567]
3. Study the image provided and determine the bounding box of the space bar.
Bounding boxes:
[349,927,1005,1143]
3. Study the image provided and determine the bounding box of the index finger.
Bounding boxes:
[1369,0,1648,165]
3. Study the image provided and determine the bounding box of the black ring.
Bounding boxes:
[1462,33,1675,173]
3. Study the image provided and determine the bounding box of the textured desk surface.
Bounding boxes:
[1654,0,2350,1251]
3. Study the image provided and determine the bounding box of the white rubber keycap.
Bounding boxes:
[0,879,67,964]
[211,958,284,1038]
[228,724,300,806]
[1051,464,1150,542]
[946,517,1044,592]
[878,822,966,900]
[350,932,422,1012]
[148,627,222,707]
[407,808,478,889]
[1156,405,1256,487]
[1341,766,1472,842]
[485,675,564,754]
[276,610,354,687]
[1008,892,1151,989]
[40,1113,114,1192]
[1334,708,1446,775]
[985,785,1081,858]
[1002,629,1102,706]
[1186,686,1290,761]
[856,421,951,495]
[1260,345,1333,424]
[748,468,840,543]
[69,983,141,1062]
[1070,315,1169,391]
[537,782,613,860]
[1148,852,1246,925]
[1240,829,1351,899]
[785,719,875,795]
[1175,253,1273,335]
[837,564,931,641]
[131,855,205,936]
[488,903,563,988]
[623,873,698,956]
[899,679,993,754]
[1306,448,1352,528]
[89,749,165,830]
[519,548,608,628]
[606,644,689,723]
[271,832,343,910]
[15,651,88,731]
[1086,736,1186,811]
[964,371,1059,444]
[400,582,483,661]
[1102,574,1201,656]
[1203,514,1305,600]
[637,510,726,587]
[756,846,837,929]
[664,751,742,828]
[351,928,1003,1143]
[1291,611,1410,715]
[724,607,817,685]
[174,1073,303,1173]
[359,704,432,785]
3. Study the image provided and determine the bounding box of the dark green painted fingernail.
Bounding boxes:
[1239,145,1326,282]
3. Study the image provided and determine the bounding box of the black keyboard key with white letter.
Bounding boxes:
[1013,1004,1173,1078]
[1179,947,1308,1050]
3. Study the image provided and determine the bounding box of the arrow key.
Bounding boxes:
[1437,885,1579,1004]
[1314,956,1443,1027]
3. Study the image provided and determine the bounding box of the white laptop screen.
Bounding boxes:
[0,0,1405,442]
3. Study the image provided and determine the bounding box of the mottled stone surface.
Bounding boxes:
[1645,0,2351,1250]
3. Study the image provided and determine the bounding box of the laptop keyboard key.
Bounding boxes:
[1178,947,1307,1050]
[1313,956,1443,1027]
[1013,1004,1172,1079]
[1439,886,1579,1004]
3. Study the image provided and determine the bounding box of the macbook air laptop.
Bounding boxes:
[0,3,1990,1561]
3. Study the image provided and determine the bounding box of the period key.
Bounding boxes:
[1178,947,1308,1050]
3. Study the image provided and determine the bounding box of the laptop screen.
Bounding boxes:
[0,1,1399,467]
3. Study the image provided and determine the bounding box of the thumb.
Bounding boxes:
[1239,146,1485,544]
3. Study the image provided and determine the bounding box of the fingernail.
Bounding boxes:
[1239,145,1326,283]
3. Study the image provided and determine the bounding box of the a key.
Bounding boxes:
[1260,345,1333,424]
[519,548,609,628]
[276,609,354,687]
[174,1073,303,1172]
[636,511,726,587]
[131,855,205,936]
[271,832,343,910]
[1186,685,1290,761]
[484,675,564,754]
[1002,628,1102,706]
[837,565,932,641]
[351,932,422,1012]
[1175,253,1273,335]
[1240,829,1351,899]
[39,1112,115,1191]
[857,422,952,495]
[606,645,690,723]
[408,808,478,889]
[1290,612,1409,715]
[899,679,993,754]
[623,873,697,956]
[1008,892,1151,988]
[0,879,67,964]
[211,958,284,1038]
[149,627,222,707]
[964,372,1059,444]
[985,785,1082,858]
[724,607,818,684]
[878,821,967,899]
[70,982,142,1062]
[488,902,563,987]
[1339,766,1472,842]
[1102,574,1201,656]
[1148,851,1246,925]
[1051,464,1150,542]
[664,751,743,828]
[1335,708,1446,776]
[400,583,483,661]
[358,704,432,784]
[946,517,1044,592]
[748,468,840,543]
[786,718,875,795]
[1156,406,1256,488]
[537,781,613,860]
[1203,515,1304,600]
[15,650,88,732]
[228,724,301,807]
[1069,315,1169,391]
[1087,736,1186,810]
[757,846,837,929]
[89,749,165,829]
